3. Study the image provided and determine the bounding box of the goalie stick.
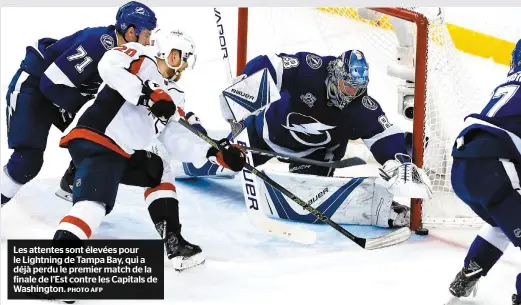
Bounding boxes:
[178,117,412,250]
[239,144,367,168]
[213,8,318,245]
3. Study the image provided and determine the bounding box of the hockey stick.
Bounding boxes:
[214,7,233,83]
[239,144,367,168]
[178,118,412,250]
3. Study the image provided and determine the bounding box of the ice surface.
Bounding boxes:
[1,7,520,305]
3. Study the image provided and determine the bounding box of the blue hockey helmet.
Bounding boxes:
[509,38,521,75]
[326,49,369,109]
[115,1,157,37]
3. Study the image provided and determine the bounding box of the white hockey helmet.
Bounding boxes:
[151,29,197,71]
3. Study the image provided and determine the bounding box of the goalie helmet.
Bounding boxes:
[509,38,521,75]
[151,29,197,72]
[326,50,369,109]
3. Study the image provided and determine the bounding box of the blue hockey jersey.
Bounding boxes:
[20,26,117,113]
[453,70,521,161]
[243,52,407,164]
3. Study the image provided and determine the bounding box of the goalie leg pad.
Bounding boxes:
[258,171,402,228]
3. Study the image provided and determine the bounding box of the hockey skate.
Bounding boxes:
[55,161,75,202]
[513,294,521,305]
[449,260,483,298]
[388,201,410,228]
[162,224,205,272]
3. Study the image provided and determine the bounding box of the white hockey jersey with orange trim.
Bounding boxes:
[60,42,210,165]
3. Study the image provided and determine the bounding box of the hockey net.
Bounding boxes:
[235,7,490,229]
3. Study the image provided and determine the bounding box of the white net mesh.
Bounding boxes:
[243,7,492,227]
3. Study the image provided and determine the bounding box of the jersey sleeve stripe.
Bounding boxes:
[59,127,131,158]
[44,63,76,88]
[362,125,403,150]
[129,56,146,75]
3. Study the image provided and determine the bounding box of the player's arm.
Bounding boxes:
[97,42,151,105]
[359,95,432,198]
[166,83,208,135]
[359,96,407,164]
[97,42,179,121]
[158,110,245,172]
[39,37,108,113]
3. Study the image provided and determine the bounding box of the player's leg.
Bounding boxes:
[54,139,127,242]
[514,275,521,305]
[448,158,515,299]
[33,139,127,303]
[1,69,56,206]
[120,150,205,271]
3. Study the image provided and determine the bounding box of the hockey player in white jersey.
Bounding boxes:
[50,30,246,276]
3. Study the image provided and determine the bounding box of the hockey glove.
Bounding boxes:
[206,138,246,172]
[140,80,177,121]
[378,153,433,199]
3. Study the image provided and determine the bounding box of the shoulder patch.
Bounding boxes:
[100,34,115,50]
[362,96,378,110]
[305,54,322,69]
[300,92,317,108]
[378,115,392,129]
[280,56,299,69]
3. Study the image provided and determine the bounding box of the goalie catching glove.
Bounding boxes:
[139,80,177,121]
[379,153,433,199]
[206,138,247,172]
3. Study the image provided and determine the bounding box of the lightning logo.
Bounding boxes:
[282,112,336,146]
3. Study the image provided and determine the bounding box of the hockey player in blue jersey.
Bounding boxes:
[447,40,521,305]
[1,1,157,206]
[218,49,433,228]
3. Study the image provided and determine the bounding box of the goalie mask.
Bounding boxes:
[326,50,369,109]
[151,29,197,76]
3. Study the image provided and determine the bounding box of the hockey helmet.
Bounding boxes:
[326,49,369,109]
[151,29,197,72]
[509,38,521,75]
[115,1,157,37]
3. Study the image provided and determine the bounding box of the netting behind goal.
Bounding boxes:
[236,7,492,229]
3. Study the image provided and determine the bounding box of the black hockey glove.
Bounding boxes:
[206,138,246,172]
[139,80,177,121]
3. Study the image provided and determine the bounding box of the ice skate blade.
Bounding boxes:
[173,253,206,272]
[55,189,73,202]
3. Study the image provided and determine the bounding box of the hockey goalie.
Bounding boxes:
[218,18,433,229]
